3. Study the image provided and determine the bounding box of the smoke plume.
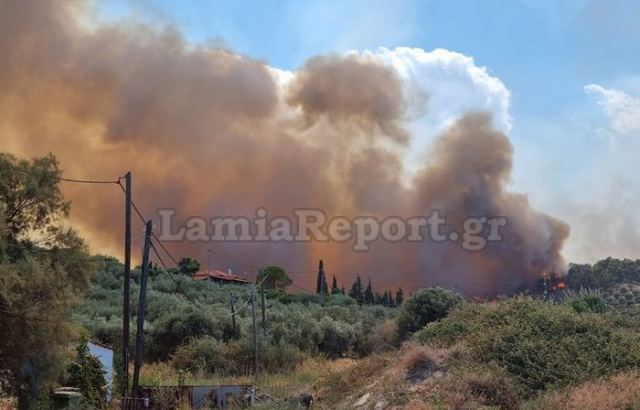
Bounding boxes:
[0,0,569,296]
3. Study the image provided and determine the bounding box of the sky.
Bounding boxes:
[94,0,640,263]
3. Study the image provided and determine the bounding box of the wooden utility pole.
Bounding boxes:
[251,286,258,376]
[122,171,132,397]
[229,293,237,339]
[132,220,152,397]
[260,285,266,336]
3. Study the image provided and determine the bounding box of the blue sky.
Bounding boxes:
[98,0,640,262]
[98,0,639,117]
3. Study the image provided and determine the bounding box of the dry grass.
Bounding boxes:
[140,357,336,406]
[527,371,640,410]
[139,351,640,410]
[401,343,445,383]
[311,344,463,409]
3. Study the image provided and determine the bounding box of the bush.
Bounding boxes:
[64,342,107,409]
[397,287,462,340]
[148,309,225,361]
[568,294,608,313]
[173,336,304,375]
[421,297,640,397]
[172,336,228,374]
[317,317,356,358]
[462,366,521,410]
[414,303,487,346]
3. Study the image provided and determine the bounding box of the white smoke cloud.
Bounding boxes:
[584,84,640,135]
[275,47,512,176]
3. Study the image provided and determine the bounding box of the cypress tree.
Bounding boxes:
[364,278,375,304]
[331,275,341,294]
[349,274,363,303]
[382,290,390,306]
[316,259,328,295]
[395,287,404,305]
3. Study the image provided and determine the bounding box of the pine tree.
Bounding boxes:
[316,259,328,295]
[331,275,340,294]
[396,287,404,305]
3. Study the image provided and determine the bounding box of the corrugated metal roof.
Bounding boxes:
[192,269,251,284]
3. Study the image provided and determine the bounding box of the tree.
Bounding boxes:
[0,153,93,407]
[0,153,71,259]
[257,265,292,292]
[331,275,340,295]
[381,291,390,306]
[395,287,404,305]
[569,294,608,313]
[65,342,106,408]
[316,260,328,295]
[178,257,200,275]
[349,274,363,303]
[397,287,462,340]
[364,278,374,304]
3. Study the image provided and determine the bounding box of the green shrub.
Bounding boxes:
[422,297,640,397]
[414,303,488,346]
[397,287,462,340]
[568,294,608,313]
[172,336,228,374]
[317,317,356,358]
[172,336,303,375]
[64,342,107,409]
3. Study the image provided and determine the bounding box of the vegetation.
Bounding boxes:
[396,287,462,340]
[74,259,397,375]
[5,151,640,409]
[566,257,640,290]
[177,257,200,275]
[257,265,292,291]
[416,297,640,398]
[64,342,107,408]
[0,153,93,407]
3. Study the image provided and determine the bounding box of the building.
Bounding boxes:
[192,269,251,285]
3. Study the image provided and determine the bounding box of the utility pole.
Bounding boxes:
[229,293,237,339]
[261,284,266,336]
[251,286,258,376]
[122,171,132,397]
[132,220,152,397]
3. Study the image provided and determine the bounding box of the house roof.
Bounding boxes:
[192,269,252,284]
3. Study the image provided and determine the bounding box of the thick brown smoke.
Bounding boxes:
[0,0,569,296]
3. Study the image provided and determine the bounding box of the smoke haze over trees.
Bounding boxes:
[0,0,569,296]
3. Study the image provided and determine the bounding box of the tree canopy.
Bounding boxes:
[0,153,93,406]
[178,257,201,275]
[256,265,292,292]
